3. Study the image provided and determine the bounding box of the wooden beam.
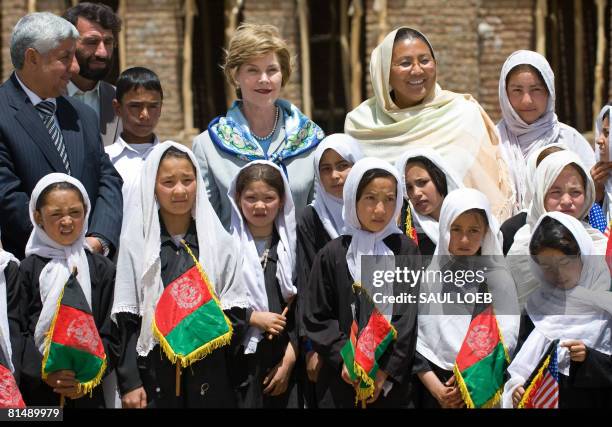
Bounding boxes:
[573,0,585,131]
[27,0,36,13]
[118,0,127,72]
[224,0,243,109]
[182,0,197,135]
[297,0,312,117]
[374,0,387,46]
[535,0,547,54]
[350,0,363,109]
[592,0,607,132]
[340,0,351,109]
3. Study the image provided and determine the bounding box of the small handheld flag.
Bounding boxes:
[518,340,559,409]
[0,343,24,408]
[41,269,107,396]
[152,241,233,395]
[453,282,510,408]
[340,282,397,407]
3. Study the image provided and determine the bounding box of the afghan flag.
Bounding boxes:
[0,343,24,408]
[340,283,397,405]
[152,243,232,368]
[518,340,559,409]
[453,285,509,408]
[42,271,106,395]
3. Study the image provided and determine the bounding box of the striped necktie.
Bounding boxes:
[35,100,71,174]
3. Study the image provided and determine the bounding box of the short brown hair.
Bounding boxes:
[235,163,285,202]
[223,23,292,96]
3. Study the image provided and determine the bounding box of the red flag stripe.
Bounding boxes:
[530,372,559,408]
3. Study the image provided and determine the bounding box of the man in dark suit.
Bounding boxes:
[64,2,122,147]
[0,12,123,259]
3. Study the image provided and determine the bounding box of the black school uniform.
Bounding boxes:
[3,261,25,385]
[515,315,612,408]
[500,212,527,256]
[304,234,420,408]
[115,219,248,408]
[233,229,299,408]
[400,200,436,256]
[295,205,333,408]
[19,251,117,408]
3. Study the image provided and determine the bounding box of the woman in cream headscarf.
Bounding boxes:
[345,27,513,222]
[497,50,595,212]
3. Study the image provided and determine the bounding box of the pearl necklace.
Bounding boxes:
[252,106,279,142]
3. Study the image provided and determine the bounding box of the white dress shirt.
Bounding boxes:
[67,80,101,119]
[15,73,59,126]
[105,135,159,231]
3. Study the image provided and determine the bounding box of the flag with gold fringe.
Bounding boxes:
[453,282,509,408]
[518,339,559,409]
[41,270,106,395]
[152,241,232,368]
[340,282,397,406]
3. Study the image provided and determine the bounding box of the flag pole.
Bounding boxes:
[175,364,181,397]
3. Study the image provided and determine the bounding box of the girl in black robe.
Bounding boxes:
[112,142,249,408]
[19,174,117,408]
[503,212,612,408]
[227,160,299,408]
[304,158,421,408]
[296,134,363,406]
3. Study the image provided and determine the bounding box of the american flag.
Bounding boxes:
[523,341,559,409]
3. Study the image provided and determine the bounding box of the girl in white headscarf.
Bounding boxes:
[295,134,363,404]
[345,27,513,221]
[303,158,420,408]
[503,212,612,408]
[112,142,248,409]
[20,173,116,407]
[395,147,464,255]
[594,105,612,224]
[500,143,568,255]
[497,50,595,213]
[415,188,519,408]
[228,160,298,408]
[507,150,607,307]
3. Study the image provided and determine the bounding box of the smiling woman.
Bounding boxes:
[192,23,324,229]
[345,27,514,222]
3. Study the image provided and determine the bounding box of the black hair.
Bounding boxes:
[115,67,163,103]
[604,107,610,122]
[457,208,489,228]
[506,64,548,94]
[159,147,196,174]
[356,169,397,201]
[529,216,580,257]
[35,182,86,212]
[393,28,435,60]
[405,156,448,197]
[63,2,122,38]
[235,163,285,201]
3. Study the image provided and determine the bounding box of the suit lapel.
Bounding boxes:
[8,75,67,173]
[56,97,84,178]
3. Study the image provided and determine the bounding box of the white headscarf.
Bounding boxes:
[0,233,18,372]
[26,173,92,355]
[342,157,404,285]
[228,160,296,354]
[497,50,595,212]
[311,134,364,239]
[595,105,612,223]
[112,141,248,357]
[502,212,612,407]
[508,150,607,307]
[395,147,464,245]
[522,142,569,213]
[416,188,520,370]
